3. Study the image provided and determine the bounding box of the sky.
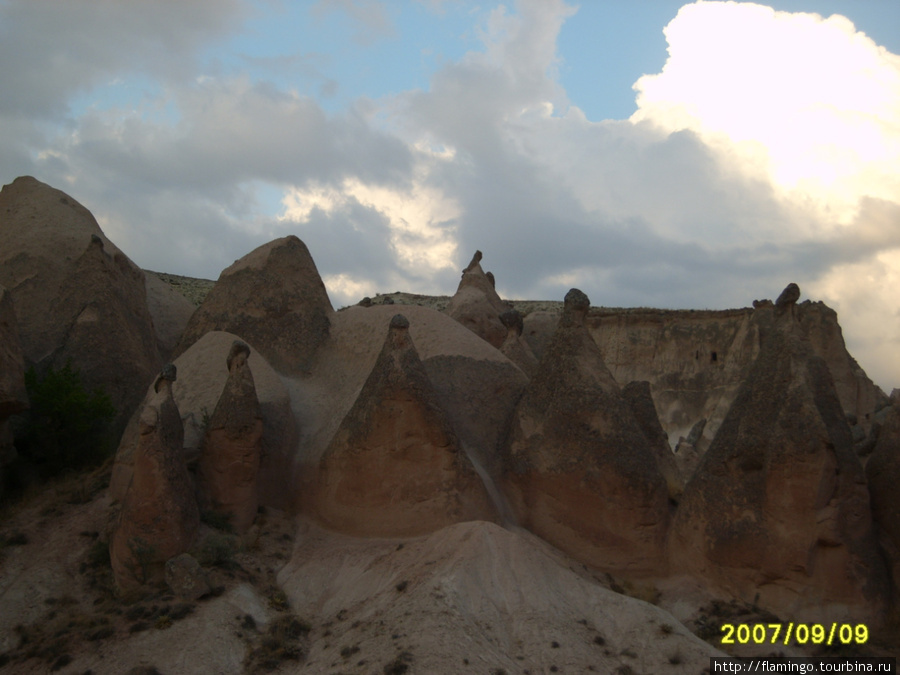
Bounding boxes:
[0,0,898,392]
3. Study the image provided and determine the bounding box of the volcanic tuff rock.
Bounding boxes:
[314,314,497,536]
[0,285,27,498]
[0,177,161,434]
[503,288,670,576]
[622,380,682,500]
[523,300,887,457]
[498,308,539,377]
[444,250,510,348]
[670,284,888,625]
[279,519,723,674]
[866,393,900,600]
[110,365,200,591]
[198,340,263,534]
[143,270,197,360]
[176,235,333,375]
[109,332,296,511]
[292,304,528,501]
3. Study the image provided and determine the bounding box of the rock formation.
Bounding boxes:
[503,289,670,576]
[865,391,900,601]
[176,235,333,375]
[110,365,200,591]
[622,380,681,501]
[315,314,497,536]
[444,250,509,348]
[523,299,887,457]
[295,304,529,501]
[198,340,263,534]
[144,271,196,360]
[0,285,28,498]
[110,332,296,511]
[670,284,888,624]
[498,309,539,377]
[0,177,161,435]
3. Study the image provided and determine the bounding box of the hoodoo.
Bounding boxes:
[110,365,200,591]
[670,284,888,624]
[503,289,670,576]
[445,250,509,348]
[198,340,263,534]
[176,235,333,375]
[315,314,497,536]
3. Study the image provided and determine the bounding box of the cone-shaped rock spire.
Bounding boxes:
[671,284,888,624]
[315,314,497,536]
[198,340,263,533]
[111,365,199,591]
[502,289,670,576]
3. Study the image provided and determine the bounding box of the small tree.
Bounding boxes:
[12,361,116,478]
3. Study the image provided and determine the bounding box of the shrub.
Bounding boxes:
[12,362,116,478]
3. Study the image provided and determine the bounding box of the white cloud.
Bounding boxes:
[632,1,900,225]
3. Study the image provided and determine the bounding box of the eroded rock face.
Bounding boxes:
[522,301,886,456]
[176,235,333,375]
[670,284,888,625]
[0,285,27,498]
[144,271,196,360]
[866,393,900,600]
[499,309,539,378]
[110,366,200,591]
[198,340,263,534]
[0,177,161,435]
[293,304,528,500]
[314,314,497,536]
[109,332,296,512]
[622,380,681,501]
[445,250,510,349]
[503,289,670,576]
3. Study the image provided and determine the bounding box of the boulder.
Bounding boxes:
[110,365,200,591]
[498,309,539,378]
[865,396,900,601]
[502,289,670,576]
[314,314,497,536]
[670,284,888,625]
[444,250,509,348]
[110,332,296,512]
[0,177,161,435]
[165,553,213,601]
[175,235,333,375]
[198,340,263,534]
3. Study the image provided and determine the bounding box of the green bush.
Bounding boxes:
[12,361,116,478]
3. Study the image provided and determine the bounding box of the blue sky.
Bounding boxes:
[1,0,898,390]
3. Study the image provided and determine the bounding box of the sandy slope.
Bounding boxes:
[280,518,722,674]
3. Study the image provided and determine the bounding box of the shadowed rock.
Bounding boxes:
[0,285,27,498]
[109,332,297,512]
[866,393,900,603]
[670,284,888,624]
[111,365,200,591]
[445,250,509,348]
[499,309,539,377]
[198,340,263,534]
[0,176,161,436]
[315,314,497,536]
[175,235,333,375]
[502,289,670,576]
[622,380,681,501]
